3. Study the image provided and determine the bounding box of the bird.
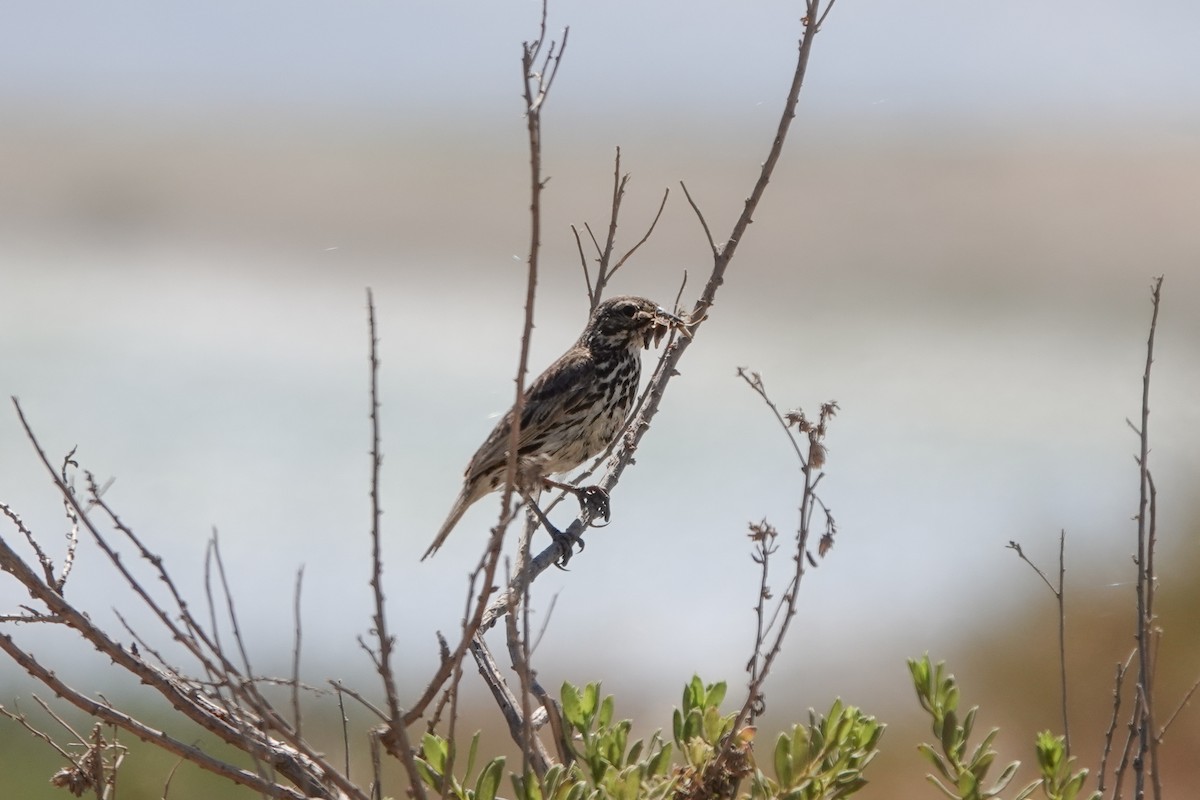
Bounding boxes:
[422,295,683,563]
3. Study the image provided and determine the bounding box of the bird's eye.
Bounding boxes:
[620,303,637,317]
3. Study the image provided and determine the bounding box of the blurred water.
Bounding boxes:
[2,124,1198,701]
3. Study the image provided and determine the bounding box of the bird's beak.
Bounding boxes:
[656,307,692,339]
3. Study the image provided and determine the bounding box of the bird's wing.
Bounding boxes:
[463,349,595,484]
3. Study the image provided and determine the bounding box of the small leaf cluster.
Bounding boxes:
[909,655,1038,800]
[415,731,505,800]
[749,700,883,800]
[415,677,882,800]
[548,680,674,800]
[670,678,751,800]
[672,677,737,770]
[1033,732,1099,800]
[910,656,1100,800]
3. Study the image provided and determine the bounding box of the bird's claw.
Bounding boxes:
[551,527,584,570]
[577,485,611,527]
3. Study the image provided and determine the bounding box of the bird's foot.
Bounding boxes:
[549,525,585,570]
[575,485,611,527]
[543,479,611,527]
[524,498,585,569]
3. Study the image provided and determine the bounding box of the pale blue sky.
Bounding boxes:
[2,1,1198,131]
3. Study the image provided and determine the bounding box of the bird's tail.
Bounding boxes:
[421,486,474,560]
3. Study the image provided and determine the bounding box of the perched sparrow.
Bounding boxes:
[423,295,682,561]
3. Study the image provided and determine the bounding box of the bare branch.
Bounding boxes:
[1006,530,1071,753]
[0,634,312,800]
[679,180,718,258]
[1133,275,1164,799]
[365,288,403,735]
[607,186,670,281]
[291,566,304,739]
[1158,674,1200,742]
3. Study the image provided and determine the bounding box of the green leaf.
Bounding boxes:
[1035,730,1065,774]
[474,758,503,800]
[707,681,728,709]
[926,774,961,800]
[562,682,584,730]
[598,695,614,729]
[944,683,960,714]
[581,683,599,722]
[969,750,996,780]
[648,741,672,777]
[774,731,794,787]
[414,759,441,791]
[685,675,705,712]
[422,733,448,774]
[464,732,480,789]
[1012,779,1042,800]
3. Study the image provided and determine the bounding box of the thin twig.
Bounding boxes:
[678,181,718,257]
[1158,674,1200,742]
[400,1,571,730]
[0,702,82,764]
[291,566,304,739]
[1133,276,1164,799]
[607,186,670,282]
[365,289,402,733]
[1005,531,1071,753]
[0,634,311,800]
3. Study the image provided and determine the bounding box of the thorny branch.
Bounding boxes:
[1132,276,1163,800]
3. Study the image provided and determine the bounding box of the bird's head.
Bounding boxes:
[585,295,687,351]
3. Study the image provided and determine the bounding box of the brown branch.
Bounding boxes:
[723,370,835,760]
[400,2,571,730]
[0,501,57,588]
[0,634,310,800]
[1099,652,1132,796]
[1158,674,1200,742]
[6,402,364,799]
[0,701,83,766]
[1133,275,1164,799]
[507,520,539,779]
[571,224,593,302]
[469,630,550,776]
[1005,530,1071,754]
[607,186,670,283]
[365,289,403,734]
[589,146,629,308]
[679,180,718,258]
[291,566,304,740]
[56,449,81,592]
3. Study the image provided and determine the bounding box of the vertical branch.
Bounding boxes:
[398,1,570,731]
[510,520,538,781]
[1056,529,1070,754]
[1099,651,1135,794]
[724,370,837,760]
[502,0,569,526]
[291,567,304,740]
[1005,532,1071,753]
[365,289,402,730]
[1133,276,1163,799]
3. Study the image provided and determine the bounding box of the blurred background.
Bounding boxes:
[2,1,1199,796]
